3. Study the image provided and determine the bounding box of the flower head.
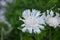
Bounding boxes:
[45,10,60,28]
[0,0,7,7]
[19,9,45,34]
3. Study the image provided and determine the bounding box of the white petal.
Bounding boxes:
[42,13,46,19]
[39,19,45,24]
[38,25,44,30]
[47,10,49,15]
[35,11,40,17]
[31,9,37,16]
[34,28,41,34]
[22,27,27,32]
[50,10,54,16]
[19,17,25,21]
[39,15,45,24]
[27,28,32,33]
[33,24,39,27]
[55,13,60,17]
[22,9,31,18]
[21,24,25,27]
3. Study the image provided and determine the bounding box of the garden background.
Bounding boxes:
[0,0,60,40]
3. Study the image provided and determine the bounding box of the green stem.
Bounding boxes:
[20,32,22,40]
[1,28,3,40]
[49,28,51,40]
[50,5,56,10]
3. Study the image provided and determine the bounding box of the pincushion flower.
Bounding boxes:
[45,10,60,28]
[19,9,45,34]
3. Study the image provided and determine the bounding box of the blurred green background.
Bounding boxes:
[0,0,60,40]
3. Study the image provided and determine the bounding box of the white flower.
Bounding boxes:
[0,8,11,27]
[19,9,45,34]
[45,10,60,28]
[0,0,7,7]
[0,8,6,15]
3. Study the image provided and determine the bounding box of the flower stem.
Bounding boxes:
[20,32,22,40]
[49,28,51,40]
[1,28,3,40]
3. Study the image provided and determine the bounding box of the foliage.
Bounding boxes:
[0,0,60,40]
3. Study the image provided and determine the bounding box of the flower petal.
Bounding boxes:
[33,27,41,34]
[38,25,44,30]
[19,17,25,21]
[35,11,40,17]
[22,27,27,32]
[21,24,25,27]
[31,9,37,16]
[31,9,40,16]
[47,10,49,15]
[41,13,46,19]
[55,13,60,17]
[39,15,45,24]
[50,10,54,16]
[27,28,32,33]
[22,9,31,18]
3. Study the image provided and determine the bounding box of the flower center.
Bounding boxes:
[29,18,36,25]
[25,17,38,26]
